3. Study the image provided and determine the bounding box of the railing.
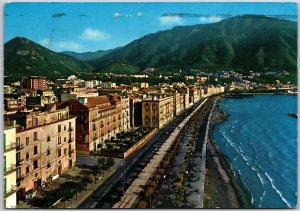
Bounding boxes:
[16,159,24,167]
[68,150,75,157]
[4,185,19,198]
[16,144,24,151]
[4,142,16,152]
[17,175,25,182]
[5,164,17,175]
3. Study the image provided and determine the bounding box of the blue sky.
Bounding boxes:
[4,2,297,53]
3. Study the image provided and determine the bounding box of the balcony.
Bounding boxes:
[68,150,75,157]
[16,144,24,151]
[16,159,24,167]
[68,127,74,132]
[5,164,17,175]
[68,138,74,143]
[17,175,25,182]
[4,185,20,198]
[4,142,16,153]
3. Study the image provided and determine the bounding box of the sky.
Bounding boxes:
[4,2,297,53]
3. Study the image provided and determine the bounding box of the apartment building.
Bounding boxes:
[23,76,47,90]
[58,94,126,154]
[4,121,17,208]
[121,96,130,132]
[7,105,76,198]
[142,95,174,128]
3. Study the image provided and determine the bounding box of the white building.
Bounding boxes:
[4,121,17,208]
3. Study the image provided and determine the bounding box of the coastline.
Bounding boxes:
[204,97,252,208]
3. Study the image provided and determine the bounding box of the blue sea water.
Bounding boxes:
[212,95,297,208]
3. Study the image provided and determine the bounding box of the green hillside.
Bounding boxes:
[4,37,95,79]
[89,15,297,73]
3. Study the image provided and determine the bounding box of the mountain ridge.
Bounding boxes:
[4,36,95,79]
[88,14,297,73]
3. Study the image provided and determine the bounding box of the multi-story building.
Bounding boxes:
[129,96,142,128]
[165,89,184,116]
[121,96,130,132]
[4,121,17,208]
[23,76,47,90]
[142,95,174,128]
[101,82,117,89]
[58,95,124,154]
[61,92,98,102]
[7,105,76,198]
[189,86,200,104]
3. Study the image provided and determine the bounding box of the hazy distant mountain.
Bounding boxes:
[89,15,297,73]
[4,37,95,79]
[61,47,120,61]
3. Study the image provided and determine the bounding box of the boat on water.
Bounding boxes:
[287,113,298,118]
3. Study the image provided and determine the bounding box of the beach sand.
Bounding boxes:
[204,99,252,208]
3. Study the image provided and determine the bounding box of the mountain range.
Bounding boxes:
[89,15,297,73]
[4,15,297,79]
[61,47,120,61]
[4,37,94,79]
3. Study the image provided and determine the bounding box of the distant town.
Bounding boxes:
[4,69,297,208]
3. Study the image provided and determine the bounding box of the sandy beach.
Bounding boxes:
[204,98,252,208]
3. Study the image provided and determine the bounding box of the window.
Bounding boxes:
[47,136,51,142]
[69,122,72,130]
[26,137,30,145]
[33,132,38,140]
[33,118,38,126]
[26,166,29,174]
[26,152,29,161]
[58,137,61,145]
[64,137,66,142]
[57,149,61,157]
[64,125,66,131]
[58,125,61,133]
[70,105,74,110]
[47,163,51,169]
[34,146,38,155]
[16,137,20,147]
[64,148,67,155]
[58,113,61,120]
[47,149,50,155]
[33,160,38,169]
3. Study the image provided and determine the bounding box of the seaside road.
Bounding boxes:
[184,98,216,208]
[78,99,206,208]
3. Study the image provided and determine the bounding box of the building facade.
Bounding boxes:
[58,94,127,154]
[142,96,174,128]
[4,121,17,208]
[8,105,76,198]
[24,76,47,90]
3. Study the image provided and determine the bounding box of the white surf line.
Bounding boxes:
[113,98,208,208]
[199,98,217,208]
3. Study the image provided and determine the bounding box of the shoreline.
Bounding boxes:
[204,97,252,208]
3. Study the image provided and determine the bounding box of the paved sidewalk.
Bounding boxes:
[17,157,122,209]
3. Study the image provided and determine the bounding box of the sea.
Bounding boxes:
[212,95,297,208]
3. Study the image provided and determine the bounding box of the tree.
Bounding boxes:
[97,158,106,176]
[91,165,100,184]
[105,157,115,171]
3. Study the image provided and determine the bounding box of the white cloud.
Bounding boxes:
[81,28,110,41]
[55,41,82,51]
[159,16,183,26]
[199,15,223,24]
